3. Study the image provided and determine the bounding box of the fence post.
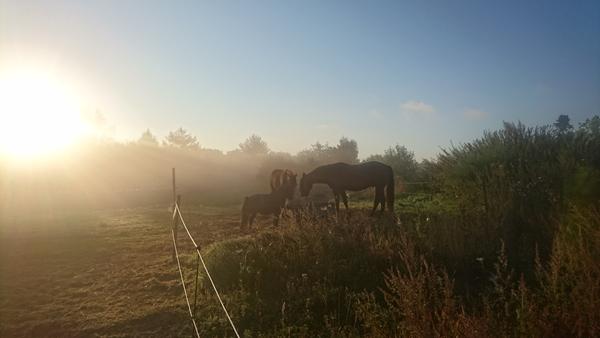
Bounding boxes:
[172,168,178,262]
[172,168,177,203]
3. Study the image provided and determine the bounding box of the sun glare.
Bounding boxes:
[0,69,88,159]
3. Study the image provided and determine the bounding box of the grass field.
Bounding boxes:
[1,193,598,337]
[0,203,250,337]
[0,198,404,337]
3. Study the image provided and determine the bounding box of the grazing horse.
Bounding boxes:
[270,169,295,192]
[300,161,394,216]
[241,173,297,229]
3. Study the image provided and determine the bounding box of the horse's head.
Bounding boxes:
[300,172,312,197]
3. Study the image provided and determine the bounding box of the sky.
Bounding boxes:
[1,0,599,159]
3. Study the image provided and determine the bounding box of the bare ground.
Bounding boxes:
[0,204,250,337]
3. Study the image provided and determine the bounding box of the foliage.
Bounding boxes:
[163,127,200,149]
[356,208,600,338]
[138,128,159,146]
[190,204,599,337]
[336,137,360,164]
[197,216,398,336]
[296,137,360,166]
[554,114,573,133]
[578,115,600,136]
[434,119,598,271]
[366,144,419,181]
[239,134,270,155]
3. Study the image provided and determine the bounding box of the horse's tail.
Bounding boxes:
[241,197,249,228]
[386,173,395,212]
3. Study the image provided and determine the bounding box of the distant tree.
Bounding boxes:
[138,129,158,146]
[163,127,200,149]
[554,115,573,133]
[578,115,600,137]
[367,145,418,181]
[576,115,600,168]
[296,137,359,165]
[239,134,270,155]
[296,142,330,166]
[334,137,359,163]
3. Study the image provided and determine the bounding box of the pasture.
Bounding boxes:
[0,204,243,337]
[2,191,597,337]
[1,199,399,337]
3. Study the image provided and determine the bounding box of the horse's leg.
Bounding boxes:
[378,186,386,213]
[249,213,256,226]
[371,187,382,216]
[373,186,385,213]
[341,191,349,210]
[370,198,378,216]
[241,212,248,229]
[277,207,286,226]
[341,191,350,219]
[273,213,280,227]
[333,191,341,218]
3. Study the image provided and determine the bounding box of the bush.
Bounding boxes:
[354,207,600,338]
[197,215,402,335]
[434,121,598,273]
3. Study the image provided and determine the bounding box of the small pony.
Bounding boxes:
[241,172,297,229]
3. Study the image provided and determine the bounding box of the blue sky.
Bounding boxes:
[1,0,599,159]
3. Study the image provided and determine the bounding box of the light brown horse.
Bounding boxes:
[270,169,296,192]
[300,161,394,216]
[241,173,297,229]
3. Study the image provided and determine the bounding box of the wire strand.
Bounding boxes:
[174,204,241,338]
[171,228,200,338]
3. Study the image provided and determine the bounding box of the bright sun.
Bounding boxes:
[0,69,88,158]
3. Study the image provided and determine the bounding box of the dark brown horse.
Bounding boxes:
[241,173,297,229]
[300,161,394,216]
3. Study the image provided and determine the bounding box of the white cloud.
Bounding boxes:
[400,100,435,120]
[401,100,435,114]
[463,108,489,120]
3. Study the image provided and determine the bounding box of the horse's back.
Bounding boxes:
[243,192,282,215]
[356,161,393,172]
[313,161,392,189]
[244,193,270,206]
[319,161,391,173]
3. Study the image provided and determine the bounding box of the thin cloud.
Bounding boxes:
[400,100,435,120]
[463,108,489,120]
[401,100,435,114]
[315,123,333,129]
